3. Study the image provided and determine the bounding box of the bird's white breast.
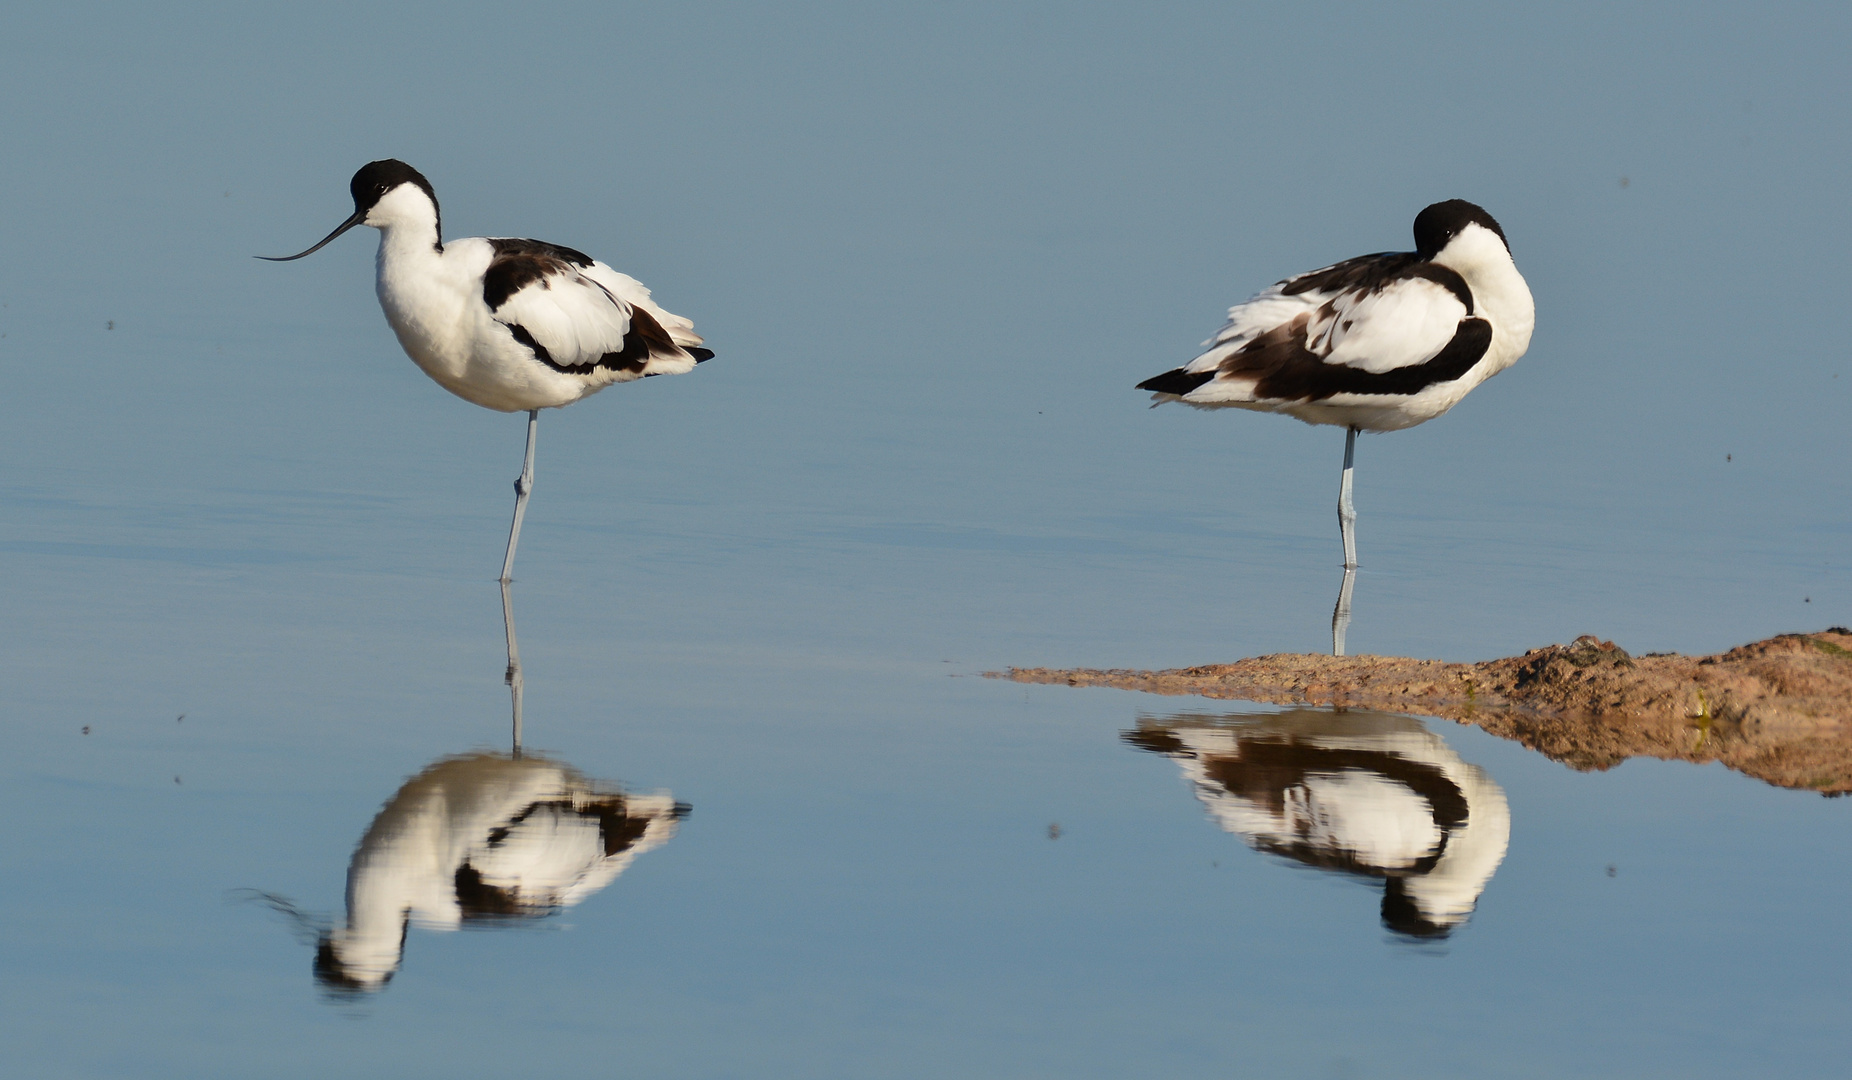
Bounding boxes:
[375,232,484,379]
[373,233,589,412]
[1434,225,1535,376]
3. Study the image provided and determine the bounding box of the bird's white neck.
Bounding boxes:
[1433,225,1535,365]
[369,195,463,384]
[366,184,444,263]
[375,214,444,266]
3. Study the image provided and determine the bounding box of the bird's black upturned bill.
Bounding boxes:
[257,207,367,262]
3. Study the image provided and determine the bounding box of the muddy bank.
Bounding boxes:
[997,630,1852,794]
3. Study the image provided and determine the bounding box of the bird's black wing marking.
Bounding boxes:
[486,236,596,267]
[1227,314,1492,399]
[487,237,711,375]
[1281,252,1474,313]
[504,323,558,367]
[1135,368,1215,395]
[505,300,703,377]
[1137,256,1483,398]
[481,238,597,311]
[592,303,679,376]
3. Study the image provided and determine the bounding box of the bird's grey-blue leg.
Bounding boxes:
[1332,425,1359,656]
[501,578,524,758]
[499,409,539,584]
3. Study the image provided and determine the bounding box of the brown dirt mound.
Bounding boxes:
[996,629,1852,794]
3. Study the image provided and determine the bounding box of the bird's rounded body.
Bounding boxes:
[1140,200,1533,432]
[268,161,709,415]
[374,231,700,413]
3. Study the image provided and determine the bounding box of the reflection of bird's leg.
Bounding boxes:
[499,409,540,584]
[1332,426,1359,656]
[1338,425,1358,570]
[502,579,524,757]
[1332,566,1356,657]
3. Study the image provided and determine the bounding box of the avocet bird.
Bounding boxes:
[1137,200,1533,653]
[262,159,712,581]
[1125,709,1510,939]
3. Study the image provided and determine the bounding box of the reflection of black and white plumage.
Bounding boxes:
[1126,710,1510,939]
[315,753,686,993]
[1139,200,1532,432]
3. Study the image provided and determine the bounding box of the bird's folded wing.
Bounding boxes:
[1191,291,1321,368]
[1189,266,1469,375]
[490,265,637,369]
[579,263,706,349]
[1303,275,1471,374]
[479,236,702,375]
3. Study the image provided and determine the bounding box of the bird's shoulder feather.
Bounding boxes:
[480,237,706,376]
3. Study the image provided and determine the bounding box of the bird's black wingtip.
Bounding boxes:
[687,347,715,363]
[1136,368,1214,396]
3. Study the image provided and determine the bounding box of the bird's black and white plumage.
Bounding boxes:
[1139,199,1533,432]
[1138,200,1534,654]
[263,159,713,580]
[266,159,711,413]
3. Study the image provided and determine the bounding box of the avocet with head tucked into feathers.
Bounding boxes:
[262,159,712,582]
[1137,199,1533,654]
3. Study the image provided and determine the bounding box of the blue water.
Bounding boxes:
[2,3,1848,1077]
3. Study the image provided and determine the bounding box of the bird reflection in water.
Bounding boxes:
[256,582,686,995]
[1125,709,1509,939]
[312,751,688,993]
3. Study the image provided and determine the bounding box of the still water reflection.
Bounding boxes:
[254,583,687,995]
[1125,709,1509,939]
[310,750,687,993]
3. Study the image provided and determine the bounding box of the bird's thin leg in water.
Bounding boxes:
[499,409,539,584]
[502,579,524,757]
[1332,425,1359,656]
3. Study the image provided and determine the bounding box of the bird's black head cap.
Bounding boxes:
[1413,199,1508,259]
[350,159,436,213]
[257,158,441,262]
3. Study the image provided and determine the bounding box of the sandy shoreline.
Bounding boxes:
[995,629,1852,794]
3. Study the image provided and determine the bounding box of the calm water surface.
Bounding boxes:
[2,4,1849,1078]
[3,483,1846,1077]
